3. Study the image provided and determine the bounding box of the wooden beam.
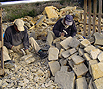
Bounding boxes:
[83,0,87,36]
[93,0,97,34]
[98,0,102,33]
[88,0,91,38]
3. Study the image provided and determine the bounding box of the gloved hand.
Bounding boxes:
[11,46,19,52]
[25,49,30,55]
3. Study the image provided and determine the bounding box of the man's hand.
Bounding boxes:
[11,46,19,52]
[61,32,65,37]
[25,49,30,55]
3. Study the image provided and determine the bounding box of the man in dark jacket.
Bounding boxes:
[4,19,47,62]
[43,15,77,50]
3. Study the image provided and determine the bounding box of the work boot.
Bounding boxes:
[42,45,50,51]
[38,50,48,59]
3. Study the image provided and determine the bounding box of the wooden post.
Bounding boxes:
[98,0,102,33]
[93,0,97,34]
[0,7,4,75]
[83,0,87,36]
[88,0,91,38]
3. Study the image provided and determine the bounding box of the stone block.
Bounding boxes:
[60,66,69,72]
[59,59,67,66]
[68,37,80,48]
[78,48,84,56]
[48,61,60,76]
[59,49,65,58]
[91,62,103,80]
[98,52,103,62]
[84,53,92,61]
[90,48,101,60]
[45,6,58,19]
[80,39,91,47]
[76,77,87,89]
[71,54,85,65]
[48,47,59,61]
[73,63,88,77]
[89,60,98,75]
[36,15,46,27]
[25,57,35,64]
[88,79,94,89]
[60,37,72,49]
[69,48,77,55]
[0,41,2,48]
[55,71,75,89]
[61,50,70,58]
[20,53,34,60]
[94,32,103,45]
[84,45,96,54]
[93,77,103,89]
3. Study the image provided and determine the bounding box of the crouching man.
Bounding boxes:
[3,19,47,62]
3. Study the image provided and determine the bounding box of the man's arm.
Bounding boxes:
[71,21,77,37]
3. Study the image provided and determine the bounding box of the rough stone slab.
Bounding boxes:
[73,63,88,77]
[71,54,85,65]
[88,79,94,89]
[84,53,92,61]
[94,32,103,45]
[61,50,70,58]
[84,45,96,53]
[25,57,35,64]
[69,48,77,55]
[59,49,65,58]
[48,61,60,76]
[91,62,103,80]
[45,6,58,19]
[0,68,4,75]
[60,37,72,49]
[0,41,2,48]
[68,37,80,48]
[59,59,67,66]
[80,39,91,47]
[20,53,34,60]
[93,77,103,89]
[55,71,75,89]
[76,77,87,89]
[48,47,59,61]
[89,60,98,75]
[90,48,101,60]
[98,52,103,62]
[36,15,46,27]
[60,66,69,72]
[78,48,84,56]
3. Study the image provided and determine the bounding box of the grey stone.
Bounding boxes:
[60,66,69,72]
[61,50,70,58]
[76,77,87,89]
[71,54,85,65]
[60,37,72,49]
[88,79,94,89]
[69,48,77,55]
[73,63,88,77]
[25,57,35,64]
[48,61,60,76]
[55,71,75,89]
[80,39,91,47]
[48,47,59,61]
[94,32,103,45]
[78,48,84,56]
[91,62,103,79]
[59,59,67,66]
[84,53,92,61]
[90,48,101,60]
[98,52,103,62]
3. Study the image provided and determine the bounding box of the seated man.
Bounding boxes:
[3,19,47,62]
[43,15,77,50]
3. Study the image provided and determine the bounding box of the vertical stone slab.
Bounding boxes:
[61,50,70,58]
[91,62,103,80]
[84,45,95,53]
[98,52,103,62]
[80,39,91,47]
[55,71,75,89]
[48,47,59,61]
[48,61,60,76]
[76,77,87,89]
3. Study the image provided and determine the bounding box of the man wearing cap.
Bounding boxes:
[43,15,77,50]
[3,19,47,62]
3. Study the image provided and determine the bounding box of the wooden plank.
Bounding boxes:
[0,7,4,74]
[98,0,102,33]
[83,0,87,36]
[88,0,91,38]
[93,0,97,34]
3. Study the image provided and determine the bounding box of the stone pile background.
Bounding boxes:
[1,6,103,89]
